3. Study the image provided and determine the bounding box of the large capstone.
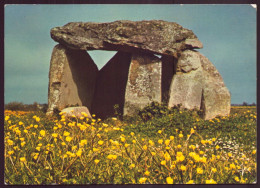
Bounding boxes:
[46,44,98,115]
[50,20,203,57]
[124,53,162,116]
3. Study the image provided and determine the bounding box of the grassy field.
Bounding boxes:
[4,104,257,184]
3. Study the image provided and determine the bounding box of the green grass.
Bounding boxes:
[4,104,257,184]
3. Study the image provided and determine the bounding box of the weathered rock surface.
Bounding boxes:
[199,54,231,120]
[168,50,203,110]
[61,106,92,118]
[168,50,230,119]
[91,51,132,119]
[124,53,162,116]
[46,44,98,115]
[50,20,203,57]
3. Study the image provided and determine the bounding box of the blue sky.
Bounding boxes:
[4,4,256,104]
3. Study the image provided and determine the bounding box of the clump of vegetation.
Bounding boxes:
[4,103,257,184]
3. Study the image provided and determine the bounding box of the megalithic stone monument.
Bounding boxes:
[47,20,230,120]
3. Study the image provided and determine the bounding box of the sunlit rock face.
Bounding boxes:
[46,44,98,116]
[168,50,230,119]
[47,20,230,120]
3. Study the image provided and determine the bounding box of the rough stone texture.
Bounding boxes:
[46,44,98,115]
[199,54,231,120]
[91,51,132,119]
[124,53,162,116]
[168,50,230,119]
[168,50,203,110]
[61,106,92,118]
[50,20,203,57]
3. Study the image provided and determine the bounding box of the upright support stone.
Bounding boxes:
[168,50,203,110]
[124,53,162,116]
[47,44,98,115]
[199,53,231,120]
[168,50,230,119]
[91,51,132,119]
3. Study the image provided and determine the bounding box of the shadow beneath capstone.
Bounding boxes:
[91,51,132,119]
[161,55,177,104]
[66,48,98,111]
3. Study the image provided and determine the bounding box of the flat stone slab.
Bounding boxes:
[61,106,92,118]
[50,20,203,57]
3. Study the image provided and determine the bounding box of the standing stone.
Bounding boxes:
[91,51,132,119]
[124,53,162,116]
[168,50,230,119]
[46,44,98,115]
[168,50,204,110]
[199,54,231,120]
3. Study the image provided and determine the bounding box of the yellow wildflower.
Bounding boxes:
[8,151,14,155]
[107,154,117,160]
[180,165,186,171]
[148,140,154,146]
[158,130,162,134]
[21,142,26,147]
[166,177,173,184]
[144,170,150,176]
[52,133,58,138]
[98,140,104,145]
[139,177,147,184]
[211,167,217,173]
[63,131,70,136]
[143,145,148,150]
[164,152,171,161]
[197,167,203,174]
[186,180,194,184]
[205,179,217,184]
[170,136,174,140]
[5,116,10,121]
[65,136,72,142]
[161,160,166,165]
[158,139,163,144]
[20,157,26,162]
[165,139,170,146]
[94,159,100,164]
[130,132,135,136]
[179,134,183,138]
[7,139,14,146]
[39,130,46,137]
[234,176,240,182]
[76,149,82,157]
[120,137,126,142]
[215,145,220,150]
[129,164,135,169]
[229,163,236,170]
